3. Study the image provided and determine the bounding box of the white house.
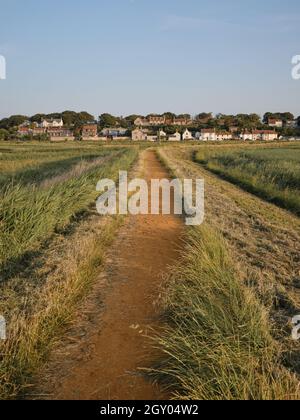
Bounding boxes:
[200,129,217,141]
[182,129,193,141]
[216,131,232,141]
[261,130,278,141]
[240,131,253,141]
[268,118,283,128]
[132,128,148,141]
[41,118,64,128]
[158,130,167,140]
[240,130,278,141]
[168,131,181,142]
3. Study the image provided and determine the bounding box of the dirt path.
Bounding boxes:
[43,150,184,400]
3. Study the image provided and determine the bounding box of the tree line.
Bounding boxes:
[0,110,299,141]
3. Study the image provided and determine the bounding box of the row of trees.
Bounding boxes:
[0,111,95,131]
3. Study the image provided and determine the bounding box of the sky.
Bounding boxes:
[0,0,300,119]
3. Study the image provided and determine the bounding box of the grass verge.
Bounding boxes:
[151,225,300,400]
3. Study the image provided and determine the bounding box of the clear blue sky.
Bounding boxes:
[0,0,300,119]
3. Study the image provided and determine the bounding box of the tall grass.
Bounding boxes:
[195,147,300,215]
[0,145,138,399]
[0,148,137,267]
[152,225,300,400]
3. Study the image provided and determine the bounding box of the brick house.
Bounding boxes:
[82,124,98,138]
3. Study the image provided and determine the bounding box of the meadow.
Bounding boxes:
[0,141,138,398]
[1,140,300,400]
[195,144,300,215]
[153,145,300,400]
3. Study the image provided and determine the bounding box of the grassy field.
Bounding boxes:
[194,144,300,216]
[154,145,300,400]
[1,140,299,400]
[0,141,138,398]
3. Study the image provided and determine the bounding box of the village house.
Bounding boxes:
[18,126,47,136]
[261,130,278,141]
[268,118,283,128]
[173,117,192,126]
[240,130,278,141]
[47,127,73,138]
[148,115,166,126]
[182,129,193,141]
[132,128,148,141]
[200,129,217,141]
[216,131,232,141]
[168,131,181,142]
[134,117,149,127]
[40,118,64,128]
[158,130,167,140]
[134,115,193,128]
[82,124,98,138]
[17,126,31,136]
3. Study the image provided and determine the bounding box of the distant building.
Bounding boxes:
[47,127,73,138]
[158,130,167,139]
[17,126,31,136]
[148,115,166,126]
[168,131,181,142]
[216,131,232,141]
[173,117,192,126]
[18,126,47,136]
[41,118,64,128]
[32,127,47,135]
[134,117,149,127]
[134,115,192,127]
[268,118,283,128]
[132,128,148,141]
[182,129,193,141]
[82,124,98,138]
[261,130,278,141]
[200,129,217,141]
[240,130,278,141]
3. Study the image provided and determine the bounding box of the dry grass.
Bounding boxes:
[0,214,123,399]
[153,145,300,400]
[150,225,300,400]
[0,142,139,399]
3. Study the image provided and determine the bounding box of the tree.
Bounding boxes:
[77,111,94,124]
[177,114,191,120]
[163,112,176,120]
[196,113,213,122]
[0,128,8,140]
[98,113,119,128]
[30,114,46,123]
[263,112,294,124]
[0,115,28,129]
